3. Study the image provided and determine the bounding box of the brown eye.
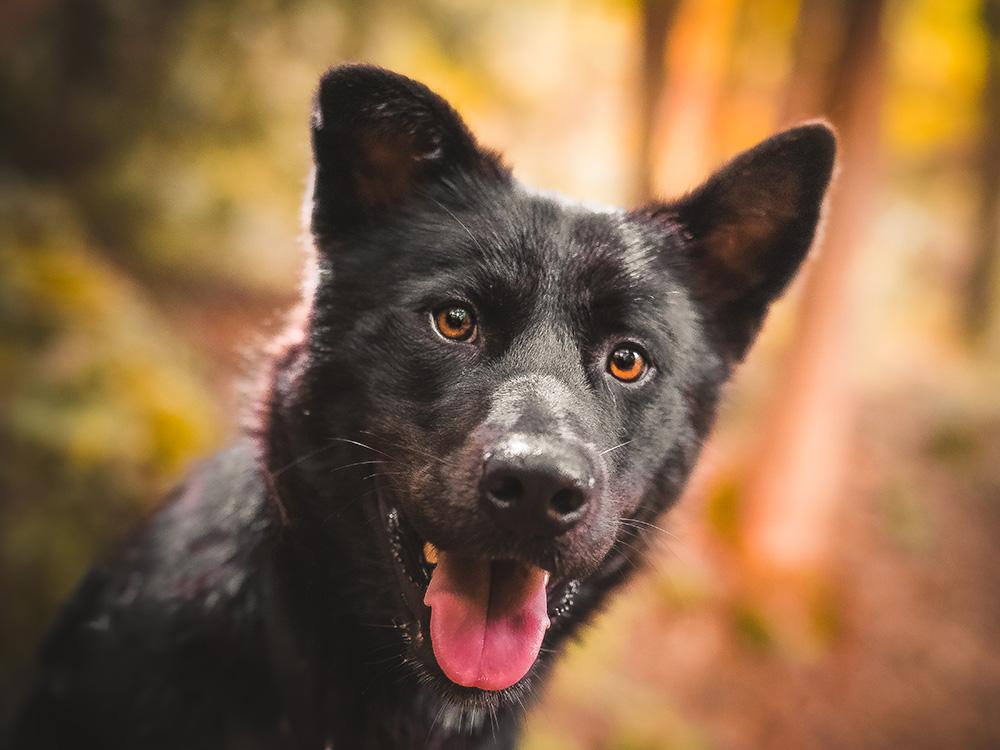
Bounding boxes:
[608,345,647,383]
[434,305,477,342]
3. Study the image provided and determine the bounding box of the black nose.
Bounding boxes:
[480,435,596,536]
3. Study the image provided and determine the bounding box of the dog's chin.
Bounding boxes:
[372,485,586,708]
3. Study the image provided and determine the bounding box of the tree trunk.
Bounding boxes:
[654,0,742,197]
[965,0,1000,343]
[742,0,885,577]
[634,0,682,204]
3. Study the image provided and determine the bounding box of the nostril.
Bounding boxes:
[549,487,586,518]
[487,475,523,506]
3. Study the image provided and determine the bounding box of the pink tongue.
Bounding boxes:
[423,553,549,690]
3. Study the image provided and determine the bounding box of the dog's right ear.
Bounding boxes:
[309,64,507,244]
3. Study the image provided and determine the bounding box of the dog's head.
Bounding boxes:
[288,65,834,708]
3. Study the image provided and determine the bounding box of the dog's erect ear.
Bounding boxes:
[309,64,506,243]
[639,123,836,362]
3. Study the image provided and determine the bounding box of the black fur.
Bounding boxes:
[7,65,835,749]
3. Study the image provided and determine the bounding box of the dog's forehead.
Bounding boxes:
[485,188,660,296]
[513,188,634,257]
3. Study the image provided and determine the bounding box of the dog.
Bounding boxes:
[7,65,835,749]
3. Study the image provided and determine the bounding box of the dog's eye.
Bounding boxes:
[608,344,648,383]
[433,305,477,342]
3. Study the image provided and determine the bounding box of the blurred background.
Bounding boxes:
[2,0,999,747]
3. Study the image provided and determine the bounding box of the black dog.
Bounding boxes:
[8,65,835,749]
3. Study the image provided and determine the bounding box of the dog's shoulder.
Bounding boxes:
[9,441,284,748]
[45,439,273,659]
[127,439,274,611]
[93,440,270,615]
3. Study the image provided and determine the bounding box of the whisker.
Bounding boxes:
[329,437,397,460]
[618,520,684,563]
[514,691,528,717]
[429,196,487,255]
[602,377,618,408]
[612,535,647,559]
[428,701,447,740]
[328,459,392,474]
[365,652,406,668]
[268,437,400,487]
[270,442,343,478]
[600,439,632,456]
[359,430,458,469]
[610,544,644,572]
[619,516,681,542]
[612,532,678,573]
[362,471,406,481]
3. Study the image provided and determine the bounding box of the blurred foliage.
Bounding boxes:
[880,479,934,553]
[0,0,314,295]
[731,604,777,653]
[886,0,988,153]
[0,191,224,707]
[3,0,1000,745]
[703,476,743,547]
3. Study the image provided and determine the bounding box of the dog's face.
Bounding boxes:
[298,66,834,707]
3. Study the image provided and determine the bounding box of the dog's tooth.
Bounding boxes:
[422,542,439,565]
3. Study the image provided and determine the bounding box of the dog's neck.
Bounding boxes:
[259,473,530,749]
[256,346,530,748]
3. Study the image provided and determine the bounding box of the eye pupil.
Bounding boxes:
[613,350,635,368]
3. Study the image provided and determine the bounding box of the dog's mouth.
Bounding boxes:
[377,492,580,692]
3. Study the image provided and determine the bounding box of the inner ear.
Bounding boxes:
[352,128,429,211]
[690,166,806,291]
[310,64,507,243]
[638,122,837,361]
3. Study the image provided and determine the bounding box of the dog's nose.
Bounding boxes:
[480,435,595,536]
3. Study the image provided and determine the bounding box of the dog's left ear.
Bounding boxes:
[309,64,507,244]
[638,123,837,362]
